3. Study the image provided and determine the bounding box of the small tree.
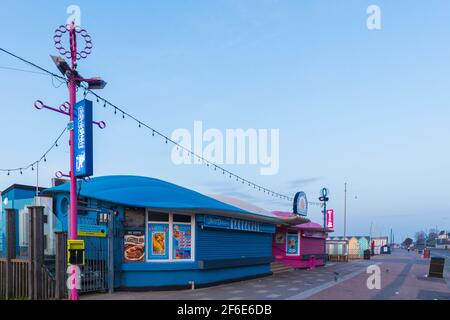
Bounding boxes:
[428,228,438,241]
[415,231,426,243]
[403,238,413,247]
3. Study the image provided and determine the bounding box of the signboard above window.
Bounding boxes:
[199,215,275,234]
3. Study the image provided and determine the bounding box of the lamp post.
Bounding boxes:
[48,21,106,300]
[344,182,347,239]
[319,187,329,230]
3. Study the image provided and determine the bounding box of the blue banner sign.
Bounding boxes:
[73,99,93,178]
[202,215,275,233]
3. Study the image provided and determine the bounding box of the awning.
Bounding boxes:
[42,175,283,224]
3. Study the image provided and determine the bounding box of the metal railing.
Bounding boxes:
[41,265,56,300]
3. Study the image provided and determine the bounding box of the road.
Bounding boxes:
[84,250,450,300]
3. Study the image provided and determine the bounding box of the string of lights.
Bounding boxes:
[0,127,67,176]
[82,87,295,202]
[0,47,319,203]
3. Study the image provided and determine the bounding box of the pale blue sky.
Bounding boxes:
[1,1,449,241]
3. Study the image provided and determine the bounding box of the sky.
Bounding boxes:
[0,1,449,241]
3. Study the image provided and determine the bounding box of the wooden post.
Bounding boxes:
[28,206,45,300]
[5,209,17,300]
[55,231,67,299]
[28,208,34,299]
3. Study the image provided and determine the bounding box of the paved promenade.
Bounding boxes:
[309,250,450,300]
[84,250,450,300]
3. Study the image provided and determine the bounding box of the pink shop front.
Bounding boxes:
[272,221,329,269]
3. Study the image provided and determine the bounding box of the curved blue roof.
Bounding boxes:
[43,175,278,221]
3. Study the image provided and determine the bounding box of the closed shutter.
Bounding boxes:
[301,237,325,255]
[197,228,272,260]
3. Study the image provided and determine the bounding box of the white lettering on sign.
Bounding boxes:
[77,106,85,150]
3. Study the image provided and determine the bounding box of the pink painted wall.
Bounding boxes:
[272,227,325,269]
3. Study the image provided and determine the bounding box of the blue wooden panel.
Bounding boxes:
[197,226,272,260]
[121,264,271,288]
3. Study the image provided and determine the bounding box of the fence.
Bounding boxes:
[0,259,5,298]
[0,207,61,300]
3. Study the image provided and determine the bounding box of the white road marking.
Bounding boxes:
[286,263,382,300]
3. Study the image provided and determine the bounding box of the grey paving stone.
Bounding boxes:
[255,290,268,294]
[230,290,244,294]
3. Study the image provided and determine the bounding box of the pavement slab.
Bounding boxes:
[83,250,450,300]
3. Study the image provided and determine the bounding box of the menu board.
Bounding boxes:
[123,230,145,262]
[173,224,192,260]
[286,233,299,255]
[124,208,145,228]
[148,223,169,260]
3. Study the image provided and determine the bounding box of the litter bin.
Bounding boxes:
[423,249,430,259]
[429,257,445,278]
[364,249,371,260]
[381,245,391,254]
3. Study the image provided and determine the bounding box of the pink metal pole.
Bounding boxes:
[68,21,79,301]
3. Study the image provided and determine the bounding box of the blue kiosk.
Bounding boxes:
[43,175,280,289]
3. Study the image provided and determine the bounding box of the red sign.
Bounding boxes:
[326,209,334,230]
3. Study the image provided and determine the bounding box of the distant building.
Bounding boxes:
[327,236,370,259]
[1,184,57,257]
[438,230,448,240]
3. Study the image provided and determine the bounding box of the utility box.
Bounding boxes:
[363,249,371,260]
[67,240,85,266]
[428,257,445,278]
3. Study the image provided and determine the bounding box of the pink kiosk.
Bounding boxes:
[272,211,331,269]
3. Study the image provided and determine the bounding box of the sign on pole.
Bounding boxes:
[73,99,93,177]
[326,209,334,230]
[293,191,308,216]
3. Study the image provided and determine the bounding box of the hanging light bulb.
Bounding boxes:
[138,122,141,128]
[44,156,47,162]
[152,130,155,136]
[114,108,117,115]
[103,101,107,108]
[7,170,10,176]
[20,169,23,175]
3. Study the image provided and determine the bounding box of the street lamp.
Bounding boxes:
[319,187,329,230]
[51,22,106,301]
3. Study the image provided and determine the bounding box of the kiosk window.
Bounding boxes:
[146,211,194,261]
[147,212,169,222]
[124,207,145,228]
[173,214,191,223]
